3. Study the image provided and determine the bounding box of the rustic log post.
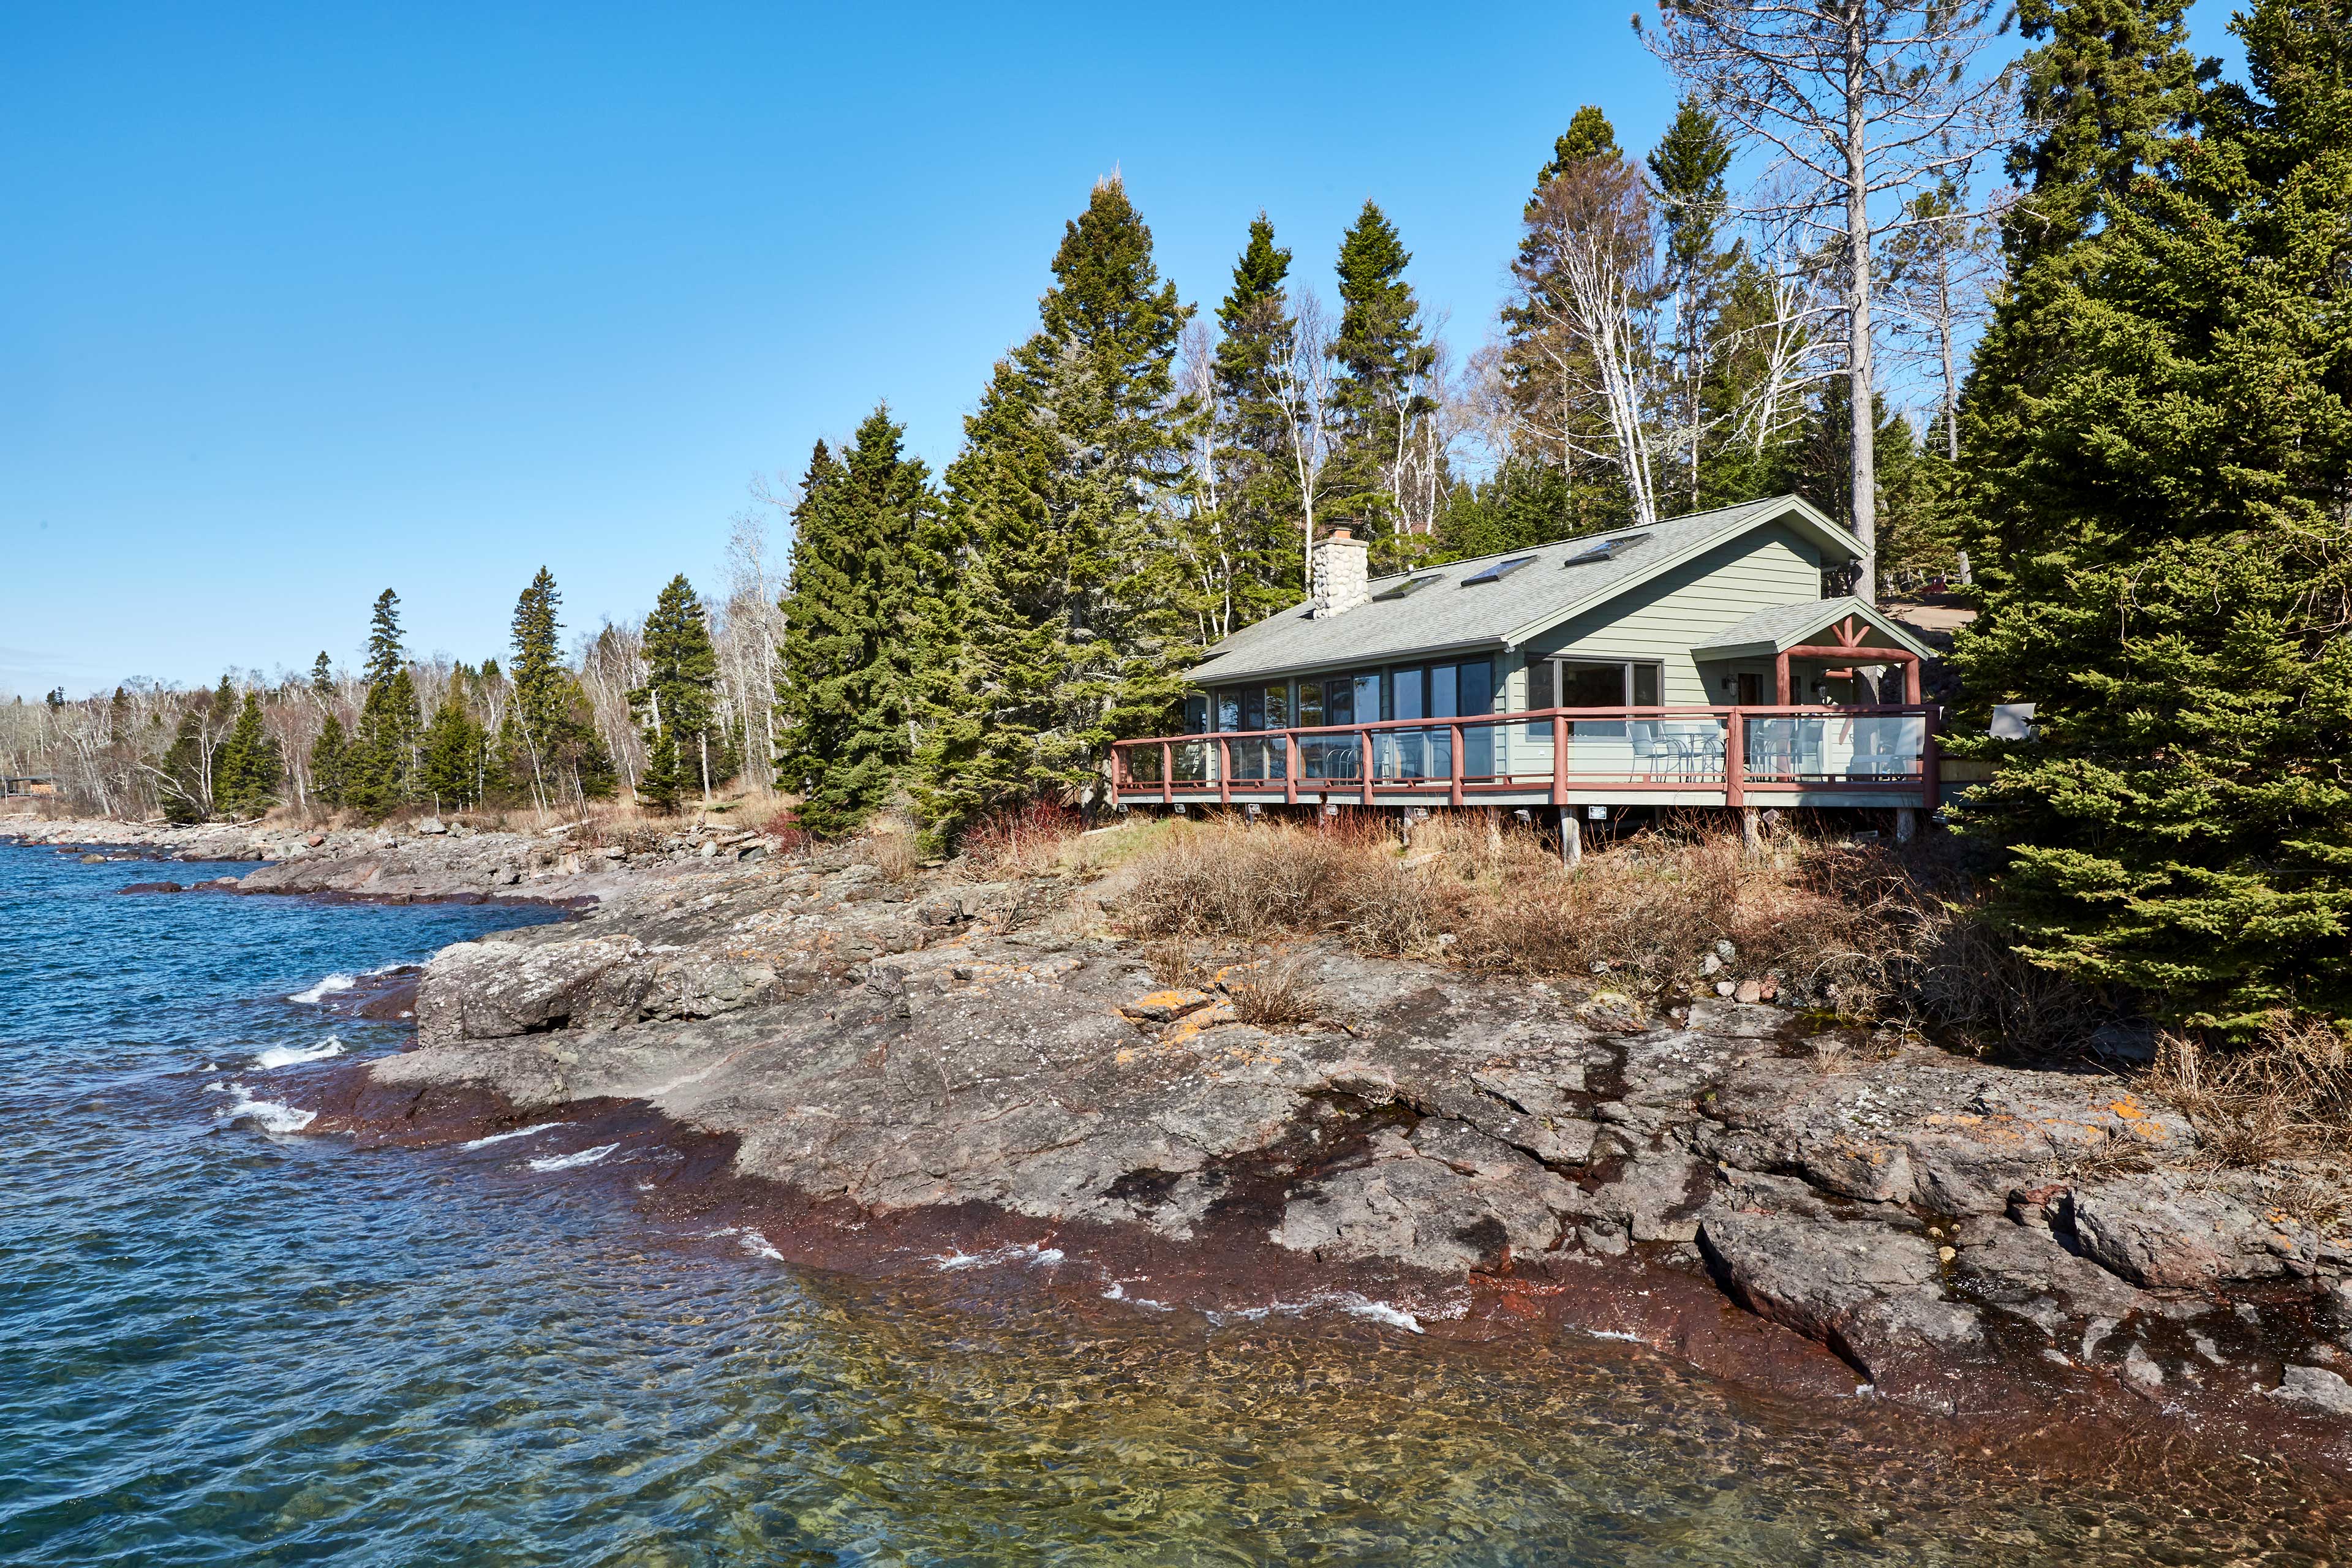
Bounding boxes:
[1725,708,1745,810]
[1559,807,1582,867]
[1449,723,1465,807]
[1550,713,1569,807]
[1160,741,1172,805]
[1742,805,1761,854]
[1218,737,1231,806]
[1285,732,1299,805]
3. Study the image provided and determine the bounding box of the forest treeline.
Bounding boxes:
[6,0,2348,1028]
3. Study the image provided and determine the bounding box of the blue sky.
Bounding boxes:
[2,2,2246,696]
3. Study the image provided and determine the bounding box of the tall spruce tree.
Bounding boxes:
[633,574,722,813]
[502,568,614,810]
[419,682,486,813]
[310,714,349,810]
[916,176,1193,840]
[1201,214,1307,626]
[159,708,208,824]
[214,690,282,818]
[1324,201,1436,561]
[1948,0,2352,1028]
[776,410,935,836]
[1648,100,1740,512]
[349,589,418,816]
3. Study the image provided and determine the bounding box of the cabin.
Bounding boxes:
[1110,494,1944,850]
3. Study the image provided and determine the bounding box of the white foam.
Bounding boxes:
[736,1230,785,1262]
[214,1084,317,1134]
[458,1122,570,1150]
[1585,1329,1646,1344]
[1331,1294,1423,1333]
[253,1036,344,1070]
[527,1143,619,1172]
[288,973,357,1005]
[932,1242,1065,1271]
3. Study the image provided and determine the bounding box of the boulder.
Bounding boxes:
[2070,1174,2297,1287]
[1698,1207,1980,1383]
[2274,1365,2352,1418]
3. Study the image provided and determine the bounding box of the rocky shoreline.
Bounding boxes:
[16,813,2352,1483]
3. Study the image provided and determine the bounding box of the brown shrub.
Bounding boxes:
[1114,814,2102,1047]
[960,801,1084,881]
[2139,1017,2352,1166]
[1227,957,1322,1028]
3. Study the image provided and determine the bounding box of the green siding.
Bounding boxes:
[1518,526,1823,706]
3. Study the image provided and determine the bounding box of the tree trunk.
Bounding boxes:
[1845,6,1877,603]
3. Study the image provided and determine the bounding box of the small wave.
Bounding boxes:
[1585,1329,1646,1344]
[459,1122,570,1150]
[214,1084,317,1134]
[253,1037,343,1070]
[1330,1293,1423,1333]
[737,1230,785,1262]
[933,1243,1065,1272]
[527,1143,619,1172]
[288,973,357,1005]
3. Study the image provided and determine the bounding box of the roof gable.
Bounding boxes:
[1689,596,1936,662]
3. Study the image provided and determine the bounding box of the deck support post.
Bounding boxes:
[1895,807,1918,845]
[1558,807,1581,868]
[1218,738,1231,807]
[1159,741,1172,805]
[1449,723,1465,807]
[1285,734,1299,805]
[1358,729,1374,808]
[1741,805,1762,854]
[1550,714,1568,806]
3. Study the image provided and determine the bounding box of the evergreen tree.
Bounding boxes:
[633,573,722,813]
[159,709,208,824]
[1949,0,2352,1028]
[310,714,350,809]
[348,590,418,818]
[310,652,334,698]
[1199,214,1307,627]
[1648,99,1740,512]
[503,568,614,809]
[776,411,935,835]
[916,176,1194,841]
[1324,201,1437,560]
[419,684,486,813]
[1429,457,1585,563]
[214,691,282,818]
[1496,107,1650,532]
[507,568,567,809]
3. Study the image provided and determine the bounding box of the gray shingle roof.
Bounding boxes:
[1187,495,1853,684]
[1690,595,1937,661]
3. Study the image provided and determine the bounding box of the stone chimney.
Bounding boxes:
[1309,527,1371,619]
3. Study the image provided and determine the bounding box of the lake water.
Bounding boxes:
[0,843,2340,1565]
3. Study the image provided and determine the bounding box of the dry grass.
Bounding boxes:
[1144,936,1210,989]
[1226,956,1323,1028]
[957,801,1086,880]
[1112,814,2101,1047]
[864,816,920,883]
[2138,1017,2352,1167]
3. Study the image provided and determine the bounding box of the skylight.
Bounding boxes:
[1373,573,1445,601]
[1461,555,1536,585]
[1562,532,1651,566]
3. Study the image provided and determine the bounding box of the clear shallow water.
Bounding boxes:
[0,845,2340,1566]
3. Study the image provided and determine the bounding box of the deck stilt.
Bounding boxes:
[1559,807,1581,868]
[1895,807,1917,845]
[1741,805,1761,854]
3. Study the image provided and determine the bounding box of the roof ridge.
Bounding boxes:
[1359,494,1790,589]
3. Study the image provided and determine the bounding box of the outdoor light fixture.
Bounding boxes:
[1587,805,1608,821]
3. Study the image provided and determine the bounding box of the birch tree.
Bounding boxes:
[1641,0,2015,595]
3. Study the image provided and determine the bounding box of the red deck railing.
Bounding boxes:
[1110,704,1941,809]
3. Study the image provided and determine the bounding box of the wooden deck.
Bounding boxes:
[1110,704,1945,813]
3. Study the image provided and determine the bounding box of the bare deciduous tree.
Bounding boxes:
[1271,291,1336,584]
[1642,0,2015,594]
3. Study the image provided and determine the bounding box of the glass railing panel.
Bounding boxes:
[1299,737,1362,784]
[1173,740,1210,783]
[1744,715,1924,781]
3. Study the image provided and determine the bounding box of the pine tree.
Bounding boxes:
[1199,214,1307,628]
[419,684,486,813]
[1648,99,1740,512]
[508,568,566,810]
[310,652,334,698]
[503,568,613,810]
[633,574,722,813]
[1324,201,1438,560]
[776,410,936,835]
[347,590,420,816]
[1430,456,1584,563]
[916,176,1194,841]
[1948,0,2352,1028]
[310,714,350,809]
[214,691,282,818]
[159,709,208,824]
